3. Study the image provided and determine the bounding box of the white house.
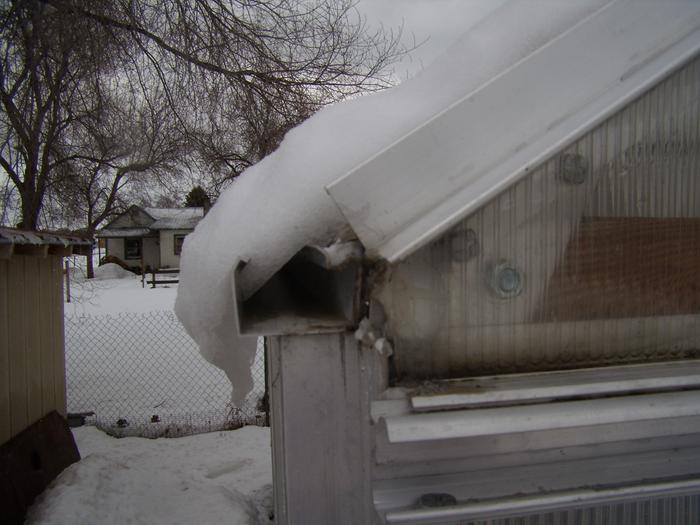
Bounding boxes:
[97,205,203,271]
[176,1,700,523]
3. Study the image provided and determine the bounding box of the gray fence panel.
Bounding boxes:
[64,311,266,437]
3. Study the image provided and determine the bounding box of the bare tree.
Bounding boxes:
[53,88,183,277]
[52,0,402,100]
[0,175,17,225]
[1,0,404,229]
[1,2,82,228]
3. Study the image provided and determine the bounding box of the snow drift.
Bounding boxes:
[94,263,134,280]
[26,426,272,525]
[175,0,609,404]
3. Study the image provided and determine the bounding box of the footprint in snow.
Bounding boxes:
[204,459,253,479]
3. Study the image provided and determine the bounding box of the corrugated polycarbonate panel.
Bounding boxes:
[375,55,700,380]
[468,494,700,525]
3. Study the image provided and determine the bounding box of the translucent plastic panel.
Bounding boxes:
[375,55,700,380]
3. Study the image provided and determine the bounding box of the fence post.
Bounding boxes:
[65,259,71,303]
[264,337,270,427]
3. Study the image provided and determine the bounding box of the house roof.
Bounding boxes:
[145,207,204,230]
[97,228,154,238]
[97,206,204,237]
[0,227,92,257]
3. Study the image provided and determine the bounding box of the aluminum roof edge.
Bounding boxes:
[326,1,700,263]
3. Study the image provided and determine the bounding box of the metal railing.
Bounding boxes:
[64,311,267,438]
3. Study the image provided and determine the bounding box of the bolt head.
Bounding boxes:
[490,262,523,298]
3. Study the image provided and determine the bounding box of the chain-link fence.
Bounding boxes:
[64,311,267,438]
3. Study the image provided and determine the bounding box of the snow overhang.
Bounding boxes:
[326,0,700,262]
[176,0,700,402]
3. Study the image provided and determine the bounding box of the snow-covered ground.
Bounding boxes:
[26,258,274,524]
[26,426,273,525]
[64,260,178,316]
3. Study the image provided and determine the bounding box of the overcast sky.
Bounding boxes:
[356,0,507,79]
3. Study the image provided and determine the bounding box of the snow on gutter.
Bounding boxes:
[174,0,611,404]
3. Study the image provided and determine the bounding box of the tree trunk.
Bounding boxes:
[85,226,97,279]
[86,250,95,279]
[19,188,41,230]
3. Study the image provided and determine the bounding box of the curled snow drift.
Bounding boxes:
[175,0,608,404]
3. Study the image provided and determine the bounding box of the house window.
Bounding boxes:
[174,234,186,256]
[125,238,142,260]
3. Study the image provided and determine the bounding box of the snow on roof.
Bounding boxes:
[0,227,92,252]
[97,228,154,238]
[145,207,204,230]
[175,0,700,403]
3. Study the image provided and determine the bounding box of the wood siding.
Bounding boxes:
[0,254,66,445]
[105,238,124,260]
[158,230,190,269]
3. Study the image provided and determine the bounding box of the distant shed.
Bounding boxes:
[0,228,91,444]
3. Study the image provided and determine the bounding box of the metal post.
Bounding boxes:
[264,337,269,427]
[64,259,71,303]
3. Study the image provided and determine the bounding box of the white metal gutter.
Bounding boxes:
[326,0,700,262]
[384,390,700,443]
[410,360,700,411]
